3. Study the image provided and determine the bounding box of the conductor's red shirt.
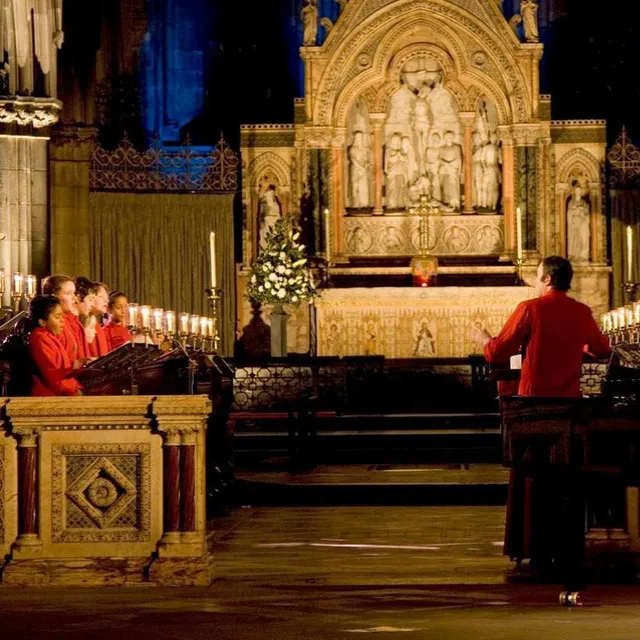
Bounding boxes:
[484,289,610,397]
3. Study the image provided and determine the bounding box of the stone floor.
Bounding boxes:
[3,506,640,639]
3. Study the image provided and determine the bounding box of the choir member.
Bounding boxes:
[473,256,610,396]
[104,291,131,350]
[471,256,610,569]
[42,275,88,365]
[88,281,110,358]
[29,295,82,396]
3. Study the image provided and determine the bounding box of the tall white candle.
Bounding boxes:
[324,208,331,265]
[515,207,523,263]
[210,232,217,290]
[626,225,634,283]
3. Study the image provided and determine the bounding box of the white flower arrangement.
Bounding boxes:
[247,219,316,306]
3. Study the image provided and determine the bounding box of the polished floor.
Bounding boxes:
[3,506,640,639]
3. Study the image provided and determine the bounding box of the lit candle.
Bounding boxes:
[199,316,208,337]
[179,313,189,335]
[626,225,634,283]
[140,305,151,329]
[25,274,37,298]
[127,303,139,328]
[627,306,634,328]
[601,313,607,332]
[152,308,164,333]
[12,272,23,296]
[0,268,5,295]
[210,232,217,290]
[515,207,523,263]
[206,318,214,338]
[634,302,640,325]
[165,311,176,335]
[189,314,200,336]
[324,208,331,265]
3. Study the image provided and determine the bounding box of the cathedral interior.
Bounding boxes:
[2,0,640,637]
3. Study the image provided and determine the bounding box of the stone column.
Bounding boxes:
[160,427,181,547]
[589,183,602,264]
[13,427,42,556]
[331,143,345,256]
[371,115,385,215]
[557,185,567,257]
[499,134,516,256]
[49,126,97,277]
[180,428,198,533]
[459,113,475,214]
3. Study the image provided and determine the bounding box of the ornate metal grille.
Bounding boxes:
[608,127,640,188]
[90,135,239,193]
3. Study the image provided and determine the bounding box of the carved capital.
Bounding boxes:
[0,97,62,129]
[13,426,40,448]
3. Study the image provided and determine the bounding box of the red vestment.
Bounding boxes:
[60,312,89,363]
[487,290,610,564]
[30,327,82,396]
[484,290,610,398]
[88,323,110,358]
[103,322,131,351]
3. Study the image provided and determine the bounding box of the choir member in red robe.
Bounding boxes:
[42,275,89,365]
[103,291,131,351]
[87,281,110,358]
[473,256,610,397]
[473,257,611,567]
[29,295,82,396]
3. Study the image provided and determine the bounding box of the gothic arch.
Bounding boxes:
[314,0,530,127]
[556,148,601,185]
[246,152,292,191]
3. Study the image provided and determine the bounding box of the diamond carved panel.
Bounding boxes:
[51,444,151,543]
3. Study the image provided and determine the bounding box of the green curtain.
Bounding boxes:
[89,192,235,355]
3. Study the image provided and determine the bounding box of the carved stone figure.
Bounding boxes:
[567,183,591,263]
[439,131,462,211]
[384,134,408,209]
[427,73,459,138]
[301,0,318,46]
[413,85,431,170]
[258,185,282,250]
[520,0,539,42]
[0,0,64,96]
[471,132,484,208]
[401,136,418,185]
[413,321,436,357]
[348,131,371,208]
[425,131,443,203]
[481,133,502,211]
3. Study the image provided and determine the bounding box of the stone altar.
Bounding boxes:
[315,287,536,358]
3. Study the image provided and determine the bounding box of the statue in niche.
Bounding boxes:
[566,182,591,263]
[474,102,490,146]
[425,131,443,203]
[471,131,484,208]
[384,134,408,209]
[481,133,502,211]
[520,0,539,42]
[258,185,282,250]
[301,0,318,46]
[439,132,462,212]
[413,321,436,357]
[427,72,459,137]
[348,131,371,208]
[413,85,432,172]
[401,136,418,185]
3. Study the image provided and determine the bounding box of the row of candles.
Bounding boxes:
[602,302,640,343]
[0,271,38,301]
[127,304,218,344]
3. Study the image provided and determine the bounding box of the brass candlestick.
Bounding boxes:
[206,288,222,353]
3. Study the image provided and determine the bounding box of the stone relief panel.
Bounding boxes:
[316,287,535,358]
[344,215,504,256]
[51,443,151,543]
[383,56,462,212]
[472,97,502,212]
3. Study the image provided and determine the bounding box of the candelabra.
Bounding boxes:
[206,288,222,353]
